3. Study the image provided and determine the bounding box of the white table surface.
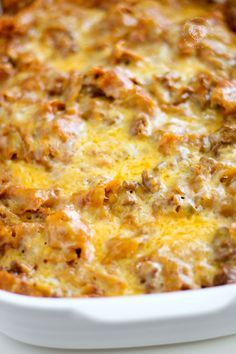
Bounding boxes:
[1,333,236,354]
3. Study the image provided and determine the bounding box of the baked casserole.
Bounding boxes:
[0,0,235,297]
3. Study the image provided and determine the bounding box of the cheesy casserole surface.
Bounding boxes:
[0,0,236,297]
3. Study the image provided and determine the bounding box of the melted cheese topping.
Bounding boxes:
[0,0,235,297]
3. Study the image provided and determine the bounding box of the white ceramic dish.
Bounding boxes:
[0,285,236,349]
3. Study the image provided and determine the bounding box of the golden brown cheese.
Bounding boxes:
[0,0,235,297]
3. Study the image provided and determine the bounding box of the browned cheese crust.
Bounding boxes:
[0,0,235,297]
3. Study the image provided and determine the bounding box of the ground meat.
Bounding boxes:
[0,220,16,250]
[198,156,218,175]
[130,113,153,137]
[225,0,236,31]
[122,180,139,192]
[220,124,236,145]
[136,260,164,293]
[43,26,79,57]
[0,101,85,167]
[220,168,236,197]
[107,181,143,222]
[211,79,236,114]
[141,170,160,193]
[158,132,183,155]
[191,71,216,107]
[115,181,141,207]
[0,220,33,252]
[0,16,26,38]
[149,72,193,109]
[110,41,143,65]
[212,227,235,261]
[0,55,15,81]
[0,202,19,223]
[209,124,236,153]
[93,1,168,45]
[9,260,33,275]
[0,125,25,161]
[192,158,236,215]
[62,71,82,102]
[78,185,106,208]
[3,63,79,102]
[81,67,156,113]
[3,0,35,14]
[45,71,73,97]
[214,265,236,285]
[219,196,236,217]
[67,0,118,9]
[18,69,75,100]
[137,238,216,293]
[152,189,196,216]
[39,101,84,142]
[82,67,132,99]
[74,179,121,209]
[80,96,123,125]
[190,157,219,203]
[136,256,197,293]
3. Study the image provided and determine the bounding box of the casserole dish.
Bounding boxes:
[0,0,236,349]
[0,285,236,349]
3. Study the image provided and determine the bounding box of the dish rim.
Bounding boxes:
[1,283,236,321]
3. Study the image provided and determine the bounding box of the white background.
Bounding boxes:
[1,333,236,354]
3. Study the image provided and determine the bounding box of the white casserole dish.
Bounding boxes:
[0,285,236,349]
